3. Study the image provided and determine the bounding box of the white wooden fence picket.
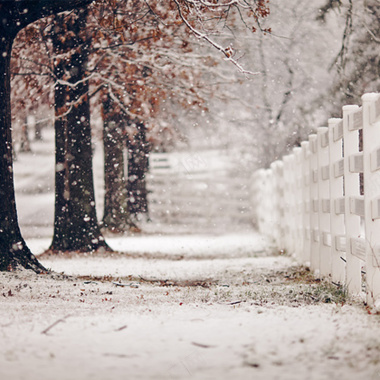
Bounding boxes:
[253,93,380,307]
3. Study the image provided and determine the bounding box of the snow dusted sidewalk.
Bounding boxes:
[1,233,380,380]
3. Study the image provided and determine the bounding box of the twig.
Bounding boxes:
[112,282,139,288]
[41,314,72,335]
[115,325,128,331]
[226,300,246,305]
[172,0,260,76]
[191,341,216,348]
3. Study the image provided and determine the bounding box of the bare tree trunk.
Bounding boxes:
[102,94,137,232]
[0,28,45,272]
[127,121,150,218]
[49,10,109,252]
[19,118,32,153]
[33,117,43,141]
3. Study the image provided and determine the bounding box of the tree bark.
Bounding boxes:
[49,10,109,252]
[0,0,95,271]
[102,96,137,232]
[127,121,150,218]
[19,119,32,153]
[0,31,46,272]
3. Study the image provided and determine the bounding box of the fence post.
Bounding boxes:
[309,134,320,274]
[328,118,346,285]
[270,161,284,250]
[251,171,259,228]
[317,127,332,278]
[362,93,380,307]
[343,105,362,295]
[295,147,305,262]
[285,153,299,255]
[260,168,276,243]
[276,161,286,251]
[301,141,311,264]
[282,155,292,253]
[265,167,276,243]
[260,169,270,238]
[253,169,265,235]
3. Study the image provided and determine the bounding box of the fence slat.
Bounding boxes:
[334,159,344,178]
[349,153,364,173]
[349,196,365,217]
[333,120,344,141]
[350,237,366,261]
[334,197,345,214]
[369,147,380,172]
[335,235,346,252]
[351,108,363,131]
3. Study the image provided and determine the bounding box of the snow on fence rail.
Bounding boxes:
[253,93,380,306]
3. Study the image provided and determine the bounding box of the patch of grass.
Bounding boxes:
[246,265,351,306]
[305,281,349,305]
[282,266,321,284]
[284,266,349,304]
[281,266,349,304]
[276,266,349,304]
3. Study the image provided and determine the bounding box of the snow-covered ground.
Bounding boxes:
[2,129,380,380]
[1,234,380,380]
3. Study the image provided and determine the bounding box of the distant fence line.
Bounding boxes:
[147,150,252,233]
[253,93,380,307]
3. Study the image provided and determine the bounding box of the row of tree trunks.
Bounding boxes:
[0,0,93,271]
[1,5,152,272]
[48,9,150,248]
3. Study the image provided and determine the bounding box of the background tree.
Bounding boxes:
[178,0,344,170]
[127,119,151,218]
[85,0,211,230]
[49,0,267,233]
[7,0,270,260]
[0,0,93,272]
[318,0,380,114]
[48,9,110,252]
[101,92,133,232]
[10,1,207,238]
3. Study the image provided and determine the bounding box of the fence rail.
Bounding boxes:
[253,93,380,306]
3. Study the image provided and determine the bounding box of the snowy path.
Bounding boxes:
[1,233,380,380]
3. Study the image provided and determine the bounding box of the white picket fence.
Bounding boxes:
[253,93,380,306]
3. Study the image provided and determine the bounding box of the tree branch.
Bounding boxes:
[172,0,260,76]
